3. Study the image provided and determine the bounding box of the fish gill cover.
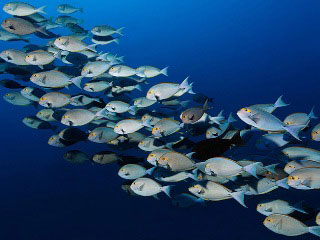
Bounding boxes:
[0,1,320,240]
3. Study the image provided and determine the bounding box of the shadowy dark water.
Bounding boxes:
[0,1,319,239]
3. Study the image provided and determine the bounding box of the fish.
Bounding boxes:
[284,160,320,174]
[61,109,100,126]
[317,212,320,226]
[36,109,56,121]
[134,97,157,108]
[287,167,320,190]
[157,151,195,172]
[283,107,317,127]
[118,164,153,180]
[91,35,120,45]
[21,86,46,101]
[250,95,289,113]
[311,122,320,141]
[83,80,113,92]
[255,133,291,151]
[147,149,171,166]
[171,193,205,208]
[257,199,307,216]
[237,107,304,140]
[92,151,122,164]
[57,4,83,14]
[282,146,320,162]
[146,77,194,101]
[153,167,198,182]
[88,127,119,143]
[136,66,168,78]
[70,94,101,106]
[104,100,136,115]
[0,29,29,42]
[58,127,88,142]
[55,15,83,25]
[0,79,24,89]
[63,150,89,164]
[22,116,56,131]
[48,134,75,147]
[39,92,70,108]
[263,214,320,237]
[91,25,124,36]
[3,2,46,16]
[114,119,151,134]
[130,177,172,198]
[30,70,82,89]
[152,118,184,137]
[25,49,60,68]
[3,91,35,106]
[54,36,96,52]
[188,181,247,207]
[108,65,142,77]
[1,17,48,36]
[81,60,115,77]
[0,49,29,65]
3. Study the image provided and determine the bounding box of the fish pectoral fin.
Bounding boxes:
[40,75,47,84]
[98,132,103,140]
[188,114,194,120]
[8,25,15,30]
[248,113,259,124]
[274,219,283,231]
[265,207,272,212]
[138,183,145,191]
[302,178,313,188]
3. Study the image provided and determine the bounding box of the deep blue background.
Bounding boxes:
[0,0,320,239]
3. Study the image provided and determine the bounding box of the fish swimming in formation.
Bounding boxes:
[1,2,320,239]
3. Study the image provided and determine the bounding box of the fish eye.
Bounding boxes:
[49,137,56,141]
[141,141,144,144]
[182,115,186,119]
[193,185,199,189]
[148,90,153,94]
[265,218,273,223]
[40,97,47,101]
[258,204,264,207]
[149,154,155,157]
[6,93,10,96]
[205,163,210,168]
[38,112,42,115]
[288,165,294,168]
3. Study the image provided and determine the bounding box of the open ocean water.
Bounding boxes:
[0,0,320,239]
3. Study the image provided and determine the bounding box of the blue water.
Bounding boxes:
[0,0,320,239]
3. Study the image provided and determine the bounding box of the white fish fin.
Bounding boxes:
[128,106,137,115]
[113,38,120,44]
[36,6,46,14]
[93,98,101,103]
[70,76,83,89]
[117,56,124,62]
[230,190,247,208]
[274,95,289,108]
[161,185,173,198]
[292,201,308,214]
[180,100,190,108]
[187,170,198,181]
[283,124,305,141]
[227,113,237,123]
[160,66,169,76]
[186,152,195,158]
[242,162,261,178]
[135,85,142,91]
[38,65,44,70]
[153,194,160,200]
[53,50,62,59]
[264,163,278,174]
[308,106,317,119]
[146,167,156,176]
[276,178,290,189]
[308,226,320,237]
[88,44,98,52]
[208,111,225,125]
[142,118,152,128]
[179,123,185,129]
[116,27,125,36]
[36,25,49,36]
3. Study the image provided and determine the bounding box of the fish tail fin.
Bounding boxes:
[95,108,108,118]
[208,111,225,125]
[117,56,125,62]
[274,95,289,108]
[180,100,190,108]
[88,44,97,52]
[292,201,308,214]
[36,6,46,14]
[161,185,173,198]
[276,178,290,189]
[187,169,199,181]
[196,197,206,206]
[53,50,62,59]
[146,167,156,176]
[230,190,247,208]
[227,112,237,123]
[160,66,169,76]
[179,123,185,129]
[283,124,305,141]
[264,163,278,174]
[308,226,320,237]
[37,25,49,36]
[203,99,211,111]
[128,106,137,115]
[113,38,120,44]
[179,76,191,89]
[97,52,107,61]
[116,27,125,36]
[70,76,83,89]
[242,162,261,178]
[188,82,196,94]
[308,106,317,119]
[93,97,102,103]
[135,84,142,91]
[165,142,174,149]
[142,118,152,128]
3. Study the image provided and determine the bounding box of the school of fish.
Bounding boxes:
[1,2,320,238]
